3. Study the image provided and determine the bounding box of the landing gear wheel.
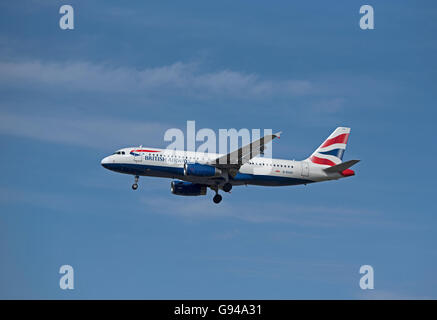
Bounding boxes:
[131,175,139,190]
[213,194,222,204]
[222,183,232,193]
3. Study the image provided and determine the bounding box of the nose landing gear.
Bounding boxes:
[132,175,139,190]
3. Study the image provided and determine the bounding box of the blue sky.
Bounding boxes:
[1,0,436,299]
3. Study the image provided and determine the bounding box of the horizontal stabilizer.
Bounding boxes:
[323,160,360,173]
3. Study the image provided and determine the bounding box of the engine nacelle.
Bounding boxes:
[171,181,207,196]
[184,163,221,177]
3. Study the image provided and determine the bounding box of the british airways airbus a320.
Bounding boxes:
[101,127,359,204]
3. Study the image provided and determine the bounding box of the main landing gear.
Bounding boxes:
[211,185,222,204]
[132,175,139,190]
[213,194,222,204]
[211,183,232,204]
[222,183,232,193]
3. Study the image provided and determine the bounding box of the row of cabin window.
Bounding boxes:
[153,155,294,168]
[249,162,293,168]
[124,152,293,168]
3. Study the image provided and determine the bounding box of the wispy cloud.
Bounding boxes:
[138,194,389,228]
[0,111,170,150]
[356,289,434,300]
[0,186,78,214]
[0,60,313,98]
[0,183,393,229]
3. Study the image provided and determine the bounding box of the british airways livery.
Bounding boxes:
[101,127,359,204]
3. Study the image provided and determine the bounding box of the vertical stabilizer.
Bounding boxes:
[307,127,350,166]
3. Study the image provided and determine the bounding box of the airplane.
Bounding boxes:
[101,127,359,204]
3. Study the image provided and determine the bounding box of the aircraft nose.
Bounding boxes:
[101,156,111,168]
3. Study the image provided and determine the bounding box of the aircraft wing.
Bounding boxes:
[208,131,282,170]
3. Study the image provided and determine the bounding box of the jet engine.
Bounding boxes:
[170,180,207,196]
[184,163,221,177]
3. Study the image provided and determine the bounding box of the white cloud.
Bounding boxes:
[138,194,385,227]
[0,182,386,228]
[0,111,170,150]
[311,97,346,114]
[0,60,313,98]
[356,289,434,300]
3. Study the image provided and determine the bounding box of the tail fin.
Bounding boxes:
[307,127,350,167]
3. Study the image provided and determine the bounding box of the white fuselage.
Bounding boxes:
[101,147,345,187]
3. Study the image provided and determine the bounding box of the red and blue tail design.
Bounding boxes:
[308,127,350,167]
